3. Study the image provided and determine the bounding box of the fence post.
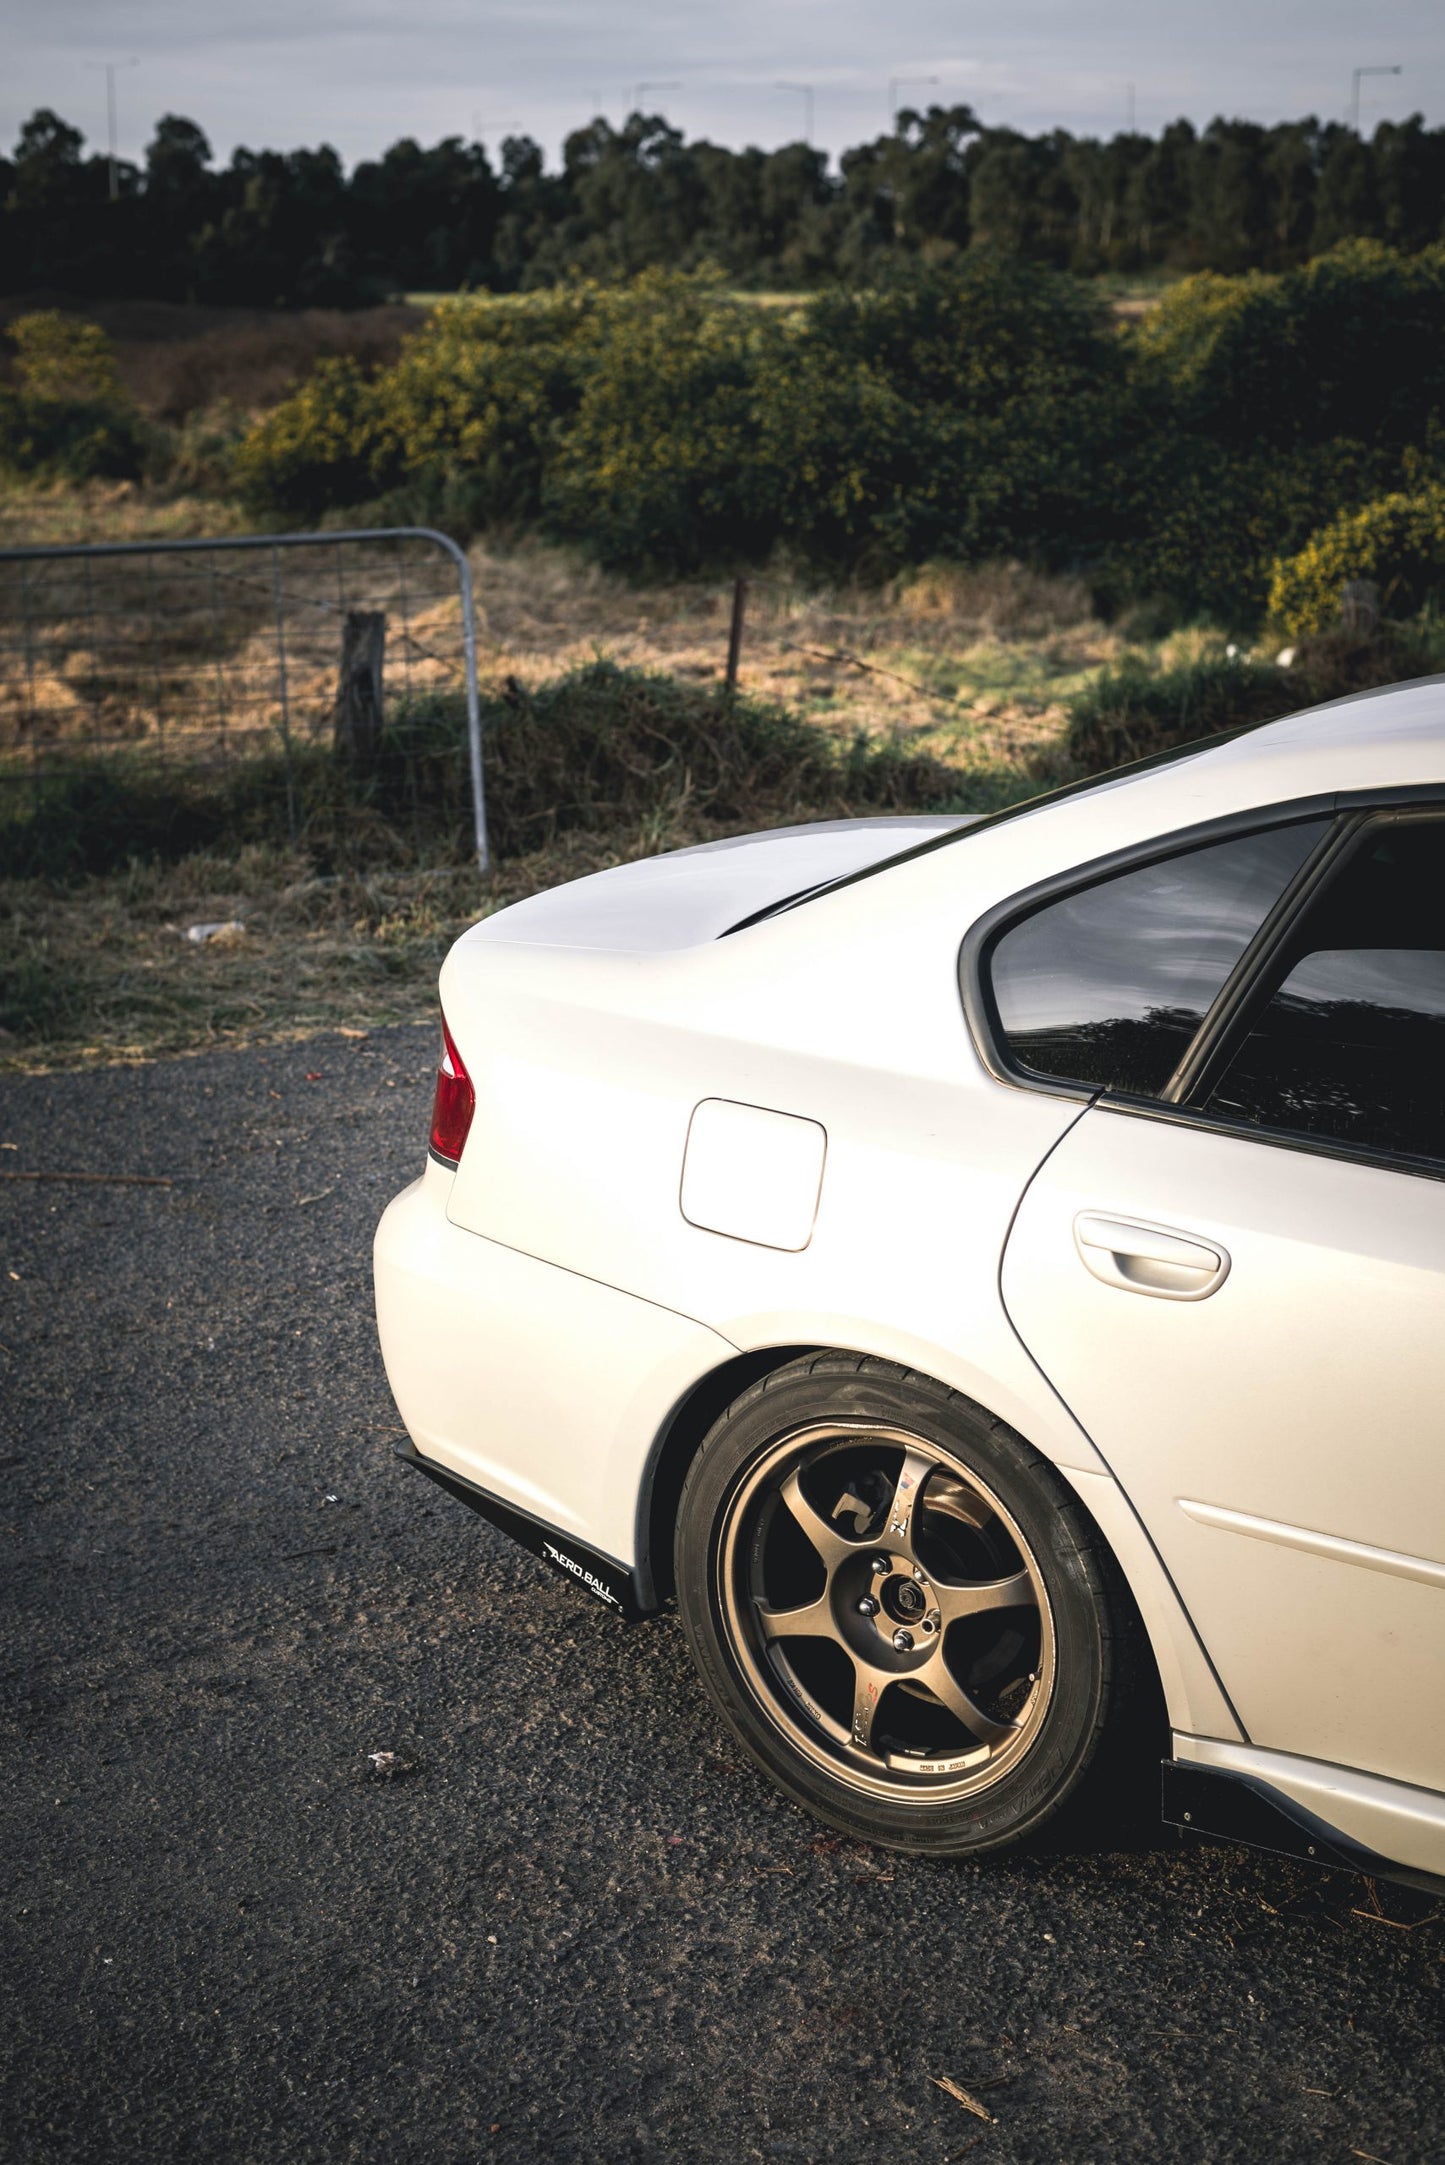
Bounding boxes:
[334,610,386,773]
[724,576,749,697]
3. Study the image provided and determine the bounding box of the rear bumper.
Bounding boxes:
[394,1435,651,1618]
[372,1157,735,1591]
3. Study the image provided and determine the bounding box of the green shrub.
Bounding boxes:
[1099,435,1396,626]
[368,662,963,858]
[0,661,964,882]
[1067,621,1445,774]
[0,389,148,482]
[542,276,782,570]
[232,287,598,523]
[1269,483,1445,633]
[230,355,383,516]
[7,310,124,403]
[0,310,149,483]
[1134,240,1445,452]
[761,256,1129,572]
[1066,652,1294,772]
[225,247,1445,609]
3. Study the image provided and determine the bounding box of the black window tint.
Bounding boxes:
[1205,821,1445,1162]
[989,820,1329,1096]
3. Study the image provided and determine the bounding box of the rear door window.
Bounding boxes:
[1204,818,1445,1164]
[987,821,1330,1097]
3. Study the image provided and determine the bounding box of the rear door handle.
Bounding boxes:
[1073,1213,1231,1301]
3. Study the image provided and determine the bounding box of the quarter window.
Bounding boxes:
[1205,819,1445,1164]
[987,821,1329,1097]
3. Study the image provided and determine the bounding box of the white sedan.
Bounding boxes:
[374,681,1445,1887]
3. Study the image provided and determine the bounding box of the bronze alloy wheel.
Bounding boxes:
[715,1420,1056,1805]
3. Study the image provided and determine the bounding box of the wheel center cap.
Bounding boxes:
[876,1570,933,1639]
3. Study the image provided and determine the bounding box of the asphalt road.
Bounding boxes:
[2,1026,1441,2165]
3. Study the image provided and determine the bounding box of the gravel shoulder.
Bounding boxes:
[1,1028,1441,2164]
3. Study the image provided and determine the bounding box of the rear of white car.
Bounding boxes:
[375,685,1445,1885]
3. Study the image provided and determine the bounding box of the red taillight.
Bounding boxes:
[429,1008,475,1166]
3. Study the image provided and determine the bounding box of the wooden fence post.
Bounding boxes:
[724,577,748,697]
[334,609,386,770]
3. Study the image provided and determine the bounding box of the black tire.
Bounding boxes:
[674,1353,1147,1857]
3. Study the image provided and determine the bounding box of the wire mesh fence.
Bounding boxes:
[0,528,489,867]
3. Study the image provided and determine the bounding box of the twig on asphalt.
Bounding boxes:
[932,2075,992,2120]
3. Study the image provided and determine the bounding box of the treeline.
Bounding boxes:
[4,103,1445,306]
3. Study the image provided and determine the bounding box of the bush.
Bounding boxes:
[225,246,1445,610]
[1066,651,1295,772]
[0,661,964,881]
[231,261,1129,575]
[1134,241,1445,453]
[0,312,148,482]
[1066,622,1445,773]
[0,388,150,482]
[760,256,1129,572]
[542,276,782,570]
[1269,483,1445,633]
[232,287,599,524]
[230,354,383,517]
[1098,435,1397,626]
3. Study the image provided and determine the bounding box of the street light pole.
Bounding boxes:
[1351,64,1402,134]
[86,57,138,201]
[889,75,940,124]
[775,81,814,146]
[631,80,681,117]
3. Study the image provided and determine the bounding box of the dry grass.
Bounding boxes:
[465,542,1119,788]
[1,503,1122,789]
[0,478,251,551]
[0,514,1153,1075]
[0,822,746,1075]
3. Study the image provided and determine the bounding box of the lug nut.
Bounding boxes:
[870,1556,891,1577]
[921,1614,939,1635]
[892,1628,914,1652]
[913,1567,928,1583]
[857,1595,879,1617]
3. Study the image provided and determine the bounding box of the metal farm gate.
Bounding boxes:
[0,527,490,868]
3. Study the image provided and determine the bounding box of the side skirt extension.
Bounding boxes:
[1162,1760,1445,1900]
[395,1438,654,1621]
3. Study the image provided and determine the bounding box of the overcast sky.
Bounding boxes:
[4,0,1443,172]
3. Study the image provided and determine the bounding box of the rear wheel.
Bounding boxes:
[674,1355,1142,1856]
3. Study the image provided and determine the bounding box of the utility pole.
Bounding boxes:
[631,80,681,117]
[86,57,138,201]
[1126,81,1136,132]
[775,81,814,146]
[890,75,940,124]
[1351,64,1401,134]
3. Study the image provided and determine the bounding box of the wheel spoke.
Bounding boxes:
[755,1590,841,1647]
[777,1464,871,1575]
[880,1445,936,1554]
[932,1568,1036,1627]
[848,1660,893,1754]
[917,1649,1016,1748]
